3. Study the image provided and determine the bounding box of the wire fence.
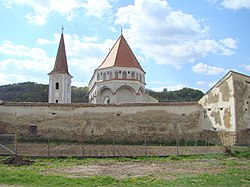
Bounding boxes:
[0,134,226,157]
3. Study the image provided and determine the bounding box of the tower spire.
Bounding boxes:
[48,28,71,76]
[48,28,72,104]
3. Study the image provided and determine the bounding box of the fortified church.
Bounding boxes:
[48,30,157,104]
[0,30,249,146]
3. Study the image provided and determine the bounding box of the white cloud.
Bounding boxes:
[115,0,237,68]
[192,63,225,75]
[24,4,50,26]
[82,0,112,18]
[210,0,250,9]
[197,81,206,85]
[240,64,250,71]
[36,38,52,45]
[0,41,53,72]
[1,0,83,26]
[0,41,49,60]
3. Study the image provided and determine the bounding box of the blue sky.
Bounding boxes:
[0,0,250,93]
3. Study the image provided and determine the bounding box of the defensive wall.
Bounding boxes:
[0,101,238,145]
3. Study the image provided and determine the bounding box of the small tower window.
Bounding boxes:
[56,82,59,89]
[56,100,58,103]
[103,96,110,104]
[109,71,112,79]
[122,71,127,79]
[131,71,135,79]
[97,74,100,81]
[103,72,106,81]
[115,71,118,78]
[139,74,142,81]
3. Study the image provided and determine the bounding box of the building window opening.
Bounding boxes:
[122,71,127,79]
[131,71,135,79]
[56,82,59,89]
[29,125,37,136]
[56,100,58,103]
[103,72,106,81]
[97,74,100,81]
[115,71,118,78]
[109,71,112,79]
[103,96,110,104]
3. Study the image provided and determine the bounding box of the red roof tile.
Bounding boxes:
[97,34,145,72]
[49,33,71,76]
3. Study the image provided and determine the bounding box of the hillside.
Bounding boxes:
[0,82,89,103]
[146,88,204,102]
[0,82,204,103]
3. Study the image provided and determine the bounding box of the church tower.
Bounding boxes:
[48,29,72,103]
[88,33,158,104]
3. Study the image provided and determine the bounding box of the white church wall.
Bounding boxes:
[49,74,72,103]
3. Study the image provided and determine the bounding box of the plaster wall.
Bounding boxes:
[0,102,201,143]
[232,73,250,130]
[199,75,236,132]
[232,73,250,144]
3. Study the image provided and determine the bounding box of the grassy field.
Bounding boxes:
[0,147,249,187]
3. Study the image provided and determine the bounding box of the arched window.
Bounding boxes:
[103,72,106,81]
[131,71,135,79]
[55,82,59,89]
[109,71,112,79]
[115,71,118,78]
[122,71,127,79]
[97,74,100,81]
[103,96,110,104]
[136,73,138,80]
[56,100,58,103]
[139,74,142,81]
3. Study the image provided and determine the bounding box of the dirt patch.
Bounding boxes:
[1,155,34,166]
[46,159,248,179]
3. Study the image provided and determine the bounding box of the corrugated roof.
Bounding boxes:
[97,34,145,72]
[49,33,71,76]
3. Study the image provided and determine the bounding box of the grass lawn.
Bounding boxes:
[0,147,249,187]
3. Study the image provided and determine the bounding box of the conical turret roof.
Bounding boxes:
[49,32,71,76]
[97,34,145,72]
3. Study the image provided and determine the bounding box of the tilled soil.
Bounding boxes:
[46,158,249,179]
[1,155,34,166]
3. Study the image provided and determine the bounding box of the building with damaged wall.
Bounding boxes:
[0,102,202,144]
[0,71,249,145]
[199,71,250,145]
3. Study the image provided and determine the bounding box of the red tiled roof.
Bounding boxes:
[49,33,71,76]
[97,34,145,72]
